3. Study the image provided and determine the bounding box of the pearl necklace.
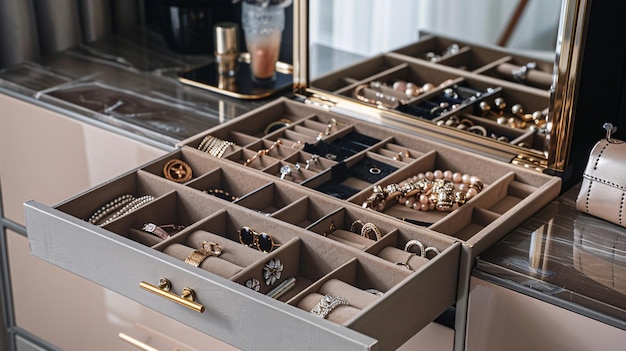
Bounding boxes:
[362,170,483,212]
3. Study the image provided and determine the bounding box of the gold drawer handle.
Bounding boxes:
[118,332,161,351]
[140,278,205,313]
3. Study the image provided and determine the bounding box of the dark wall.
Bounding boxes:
[143,1,293,63]
[568,0,626,187]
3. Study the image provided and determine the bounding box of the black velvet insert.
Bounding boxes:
[347,156,397,183]
[314,181,359,200]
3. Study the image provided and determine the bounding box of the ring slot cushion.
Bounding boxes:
[576,138,626,228]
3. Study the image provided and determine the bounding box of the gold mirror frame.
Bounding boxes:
[293,0,590,174]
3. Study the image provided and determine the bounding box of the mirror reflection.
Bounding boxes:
[307,0,563,159]
[309,0,561,76]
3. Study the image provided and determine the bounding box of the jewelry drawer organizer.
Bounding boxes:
[308,34,555,168]
[26,93,559,350]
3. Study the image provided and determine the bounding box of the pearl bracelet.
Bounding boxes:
[87,194,134,225]
[96,195,155,227]
[362,170,483,212]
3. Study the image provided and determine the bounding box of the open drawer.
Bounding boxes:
[25,152,460,351]
[25,96,559,350]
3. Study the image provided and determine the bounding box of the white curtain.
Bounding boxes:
[310,0,562,57]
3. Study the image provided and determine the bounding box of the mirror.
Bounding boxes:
[296,0,587,173]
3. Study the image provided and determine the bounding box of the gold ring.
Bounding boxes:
[360,222,382,240]
[163,159,192,183]
[264,119,292,135]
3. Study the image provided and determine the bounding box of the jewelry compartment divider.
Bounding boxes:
[26,150,459,350]
[305,207,398,250]
[54,170,176,227]
[142,148,273,202]
[270,196,342,228]
[300,148,405,201]
[285,236,460,351]
[430,169,560,256]
[185,97,560,254]
[234,183,309,216]
[151,206,301,280]
[390,33,554,87]
[310,41,552,159]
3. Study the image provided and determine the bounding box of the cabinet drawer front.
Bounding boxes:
[25,201,461,350]
[25,202,378,351]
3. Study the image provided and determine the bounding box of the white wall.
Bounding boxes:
[310,0,562,57]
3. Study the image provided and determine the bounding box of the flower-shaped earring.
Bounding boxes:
[263,258,283,286]
[245,278,261,292]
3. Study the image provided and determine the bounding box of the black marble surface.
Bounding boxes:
[475,184,626,330]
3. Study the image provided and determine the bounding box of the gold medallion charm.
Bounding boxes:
[163,159,192,183]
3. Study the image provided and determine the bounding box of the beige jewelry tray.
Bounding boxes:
[25,92,560,350]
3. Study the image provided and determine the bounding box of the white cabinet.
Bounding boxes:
[465,277,626,351]
[0,93,236,350]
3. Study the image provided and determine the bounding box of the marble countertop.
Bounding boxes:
[0,30,263,148]
[475,184,626,330]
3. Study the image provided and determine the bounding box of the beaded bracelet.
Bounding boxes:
[87,195,155,227]
[97,195,155,227]
[362,170,483,212]
[87,194,135,225]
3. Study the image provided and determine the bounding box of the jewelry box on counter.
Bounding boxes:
[24,1,586,350]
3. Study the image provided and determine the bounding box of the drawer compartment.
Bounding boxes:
[25,154,461,350]
[25,95,559,351]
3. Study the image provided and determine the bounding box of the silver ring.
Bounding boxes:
[369,166,382,175]
[404,239,425,256]
[305,154,319,170]
[394,252,414,270]
[361,222,382,240]
[325,153,337,161]
[424,246,441,258]
[365,289,384,297]
[311,294,349,319]
[279,165,292,179]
